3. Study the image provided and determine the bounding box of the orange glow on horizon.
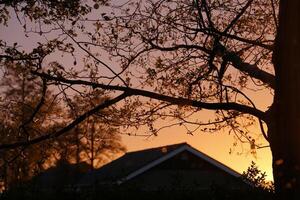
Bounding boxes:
[122,90,274,181]
[122,128,273,181]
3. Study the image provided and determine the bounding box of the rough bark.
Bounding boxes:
[271,0,300,199]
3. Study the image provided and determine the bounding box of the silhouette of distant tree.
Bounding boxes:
[242,161,274,192]
[1,0,300,199]
[0,63,125,189]
[60,91,126,170]
[0,66,65,189]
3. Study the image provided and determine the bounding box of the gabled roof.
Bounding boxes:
[79,142,241,185]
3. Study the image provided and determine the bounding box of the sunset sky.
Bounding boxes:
[0,7,274,181]
[122,124,273,181]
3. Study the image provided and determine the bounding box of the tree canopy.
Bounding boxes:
[0,0,276,149]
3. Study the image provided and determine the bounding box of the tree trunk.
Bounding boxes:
[75,126,80,165]
[271,0,300,199]
[3,162,8,191]
[89,117,95,171]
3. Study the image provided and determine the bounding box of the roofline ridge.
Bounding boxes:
[119,144,242,184]
[126,142,189,154]
[184,145,241,177]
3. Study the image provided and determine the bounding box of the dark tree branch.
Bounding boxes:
[178,25,273,50]
[215,31,273,51]
[0,92,129,150]
[146,40,275,88]
[222,0,254,34]
[270,0,279,29]
[32,71,267,121]
[201,0,215,30]
[222,84,269,142]
[19,78,47,140]
[221,45,275,89]
[59,24,128,86]
[146,39,211,54]
[20,78,47,129]
[0,54,39,61]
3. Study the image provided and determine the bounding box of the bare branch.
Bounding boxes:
[0,92,129,150]
[58,24,128,86]
[32,71,267,121]
[221,44,275,89]
[0,54,39,61]
[20,78,47,130]
[223,0,254,34]
[145,38,274,89]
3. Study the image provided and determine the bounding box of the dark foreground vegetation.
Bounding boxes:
[1,184,274,200]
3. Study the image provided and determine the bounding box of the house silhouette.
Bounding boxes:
[78,142,250,191]
[6,143,273,200]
